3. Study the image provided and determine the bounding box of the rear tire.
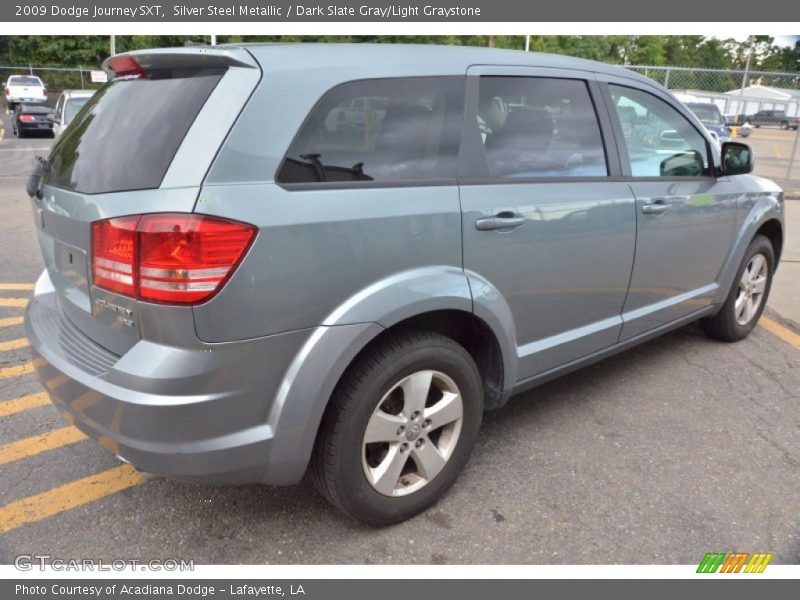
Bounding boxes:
[311,329,483,525]
[701,234,774,342]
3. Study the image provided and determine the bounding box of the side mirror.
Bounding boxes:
[660,150,705,177]
[720,141,753,175]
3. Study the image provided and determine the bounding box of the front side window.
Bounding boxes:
[609,85,711,177]
[277,77,465,184]
[475,76,608,178]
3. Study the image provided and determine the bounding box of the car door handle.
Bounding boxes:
[641,199,670,215]
[475,213,526,231]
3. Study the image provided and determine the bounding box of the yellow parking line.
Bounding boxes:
[0,362,34,379]
[0,316,24,328]
[0,298,28,308]
[0,426,86,467]
[0,464,145,534]
[760,316,800,351]
[0,392,50,418]
[0,337,28,352]
[0,284,34,291]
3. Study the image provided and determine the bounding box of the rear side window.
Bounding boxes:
[277,77,465,185]
[9,76,42,86]
[476,76,608,178]
[45,70,222,194]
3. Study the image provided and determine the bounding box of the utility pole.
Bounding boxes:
[525,35,530,52]
[210,35,217,46]
[110,35,116,56]
[736,36,755,123]
[488,36,496,48]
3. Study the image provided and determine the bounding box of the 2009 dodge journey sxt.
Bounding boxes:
[25,44,784,524]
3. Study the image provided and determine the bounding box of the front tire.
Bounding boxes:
[702,234,774,342]
[311,329,483,525]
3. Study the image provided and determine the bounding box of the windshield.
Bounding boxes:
[63,97,90,125]
[45,70,222,194]
[687,104,723,126]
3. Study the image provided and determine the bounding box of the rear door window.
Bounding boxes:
[277,77,465,185]
[475,76,608,178]
[45,70,222,194]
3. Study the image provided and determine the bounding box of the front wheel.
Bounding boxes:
[701,234,774,342]
[311,329,483,525]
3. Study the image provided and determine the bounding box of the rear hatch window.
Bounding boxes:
[9,76,42,86]
[44,69,223,195]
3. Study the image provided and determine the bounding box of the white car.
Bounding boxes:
[50,89,95,137]
[3,75,47,111]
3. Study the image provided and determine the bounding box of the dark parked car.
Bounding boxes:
[746,109,799,130]
[26,45,784,525]
[13,103,54,137]
[684,102,731,144]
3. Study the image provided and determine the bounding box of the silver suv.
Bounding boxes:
[26,44,784,525]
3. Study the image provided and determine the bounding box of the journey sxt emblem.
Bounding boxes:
[94,297,135,327]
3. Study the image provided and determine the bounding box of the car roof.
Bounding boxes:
[18,103,50,113]
[235,43,655,84]
[8,75,43,81]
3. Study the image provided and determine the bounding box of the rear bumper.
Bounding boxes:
[6,97,47,104]
[25,275,317,485]
[17,122,52,133]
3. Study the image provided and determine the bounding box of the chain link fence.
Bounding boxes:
[1,61,798,192]
[626,65,800,192]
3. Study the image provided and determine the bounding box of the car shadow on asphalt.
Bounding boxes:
[141,323,714,535]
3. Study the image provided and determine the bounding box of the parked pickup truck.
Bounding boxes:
[746,110,799,130]
[3,75,48,111]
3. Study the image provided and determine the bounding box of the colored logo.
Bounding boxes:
[697,552,773,573]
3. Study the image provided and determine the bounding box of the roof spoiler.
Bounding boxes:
[102,47,258,79]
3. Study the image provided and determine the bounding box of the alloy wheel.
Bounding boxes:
[362,370,463,497]
[735,253,768,325]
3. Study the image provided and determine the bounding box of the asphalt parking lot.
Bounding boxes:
[0,110,798,565]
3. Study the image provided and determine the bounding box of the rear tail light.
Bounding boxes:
[42,88,47,97]
[3,87,8,96]
[91,214,256,305]
[19,115,36,122]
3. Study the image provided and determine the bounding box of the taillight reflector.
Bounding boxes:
[19,115,36,122]
[91,214,256,305]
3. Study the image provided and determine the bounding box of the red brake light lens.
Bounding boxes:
[19,115,36,122]
[91,214,256,305]
[106,55,146,79]
[91,216,139,297]
[3,87,9,96]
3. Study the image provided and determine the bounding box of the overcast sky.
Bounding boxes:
[718,34,799,47]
